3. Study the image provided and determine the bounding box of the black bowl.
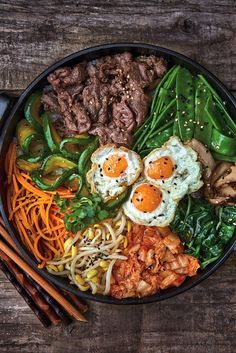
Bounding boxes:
[0,43,235,304]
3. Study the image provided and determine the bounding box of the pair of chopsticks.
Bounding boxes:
[0,218,88,326]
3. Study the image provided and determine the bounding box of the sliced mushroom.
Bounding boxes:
[220,184,236,197]
[215,165,236,188]
[187,139,216,179]
[211,162,232,185]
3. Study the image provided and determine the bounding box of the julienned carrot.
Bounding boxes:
[6,142,75,267]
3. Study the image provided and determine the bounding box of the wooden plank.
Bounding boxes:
[0,0,236,90]
[0,253,235,353]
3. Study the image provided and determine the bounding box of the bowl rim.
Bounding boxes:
[0,42,235,305]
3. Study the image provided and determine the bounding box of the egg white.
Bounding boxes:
[86,144,142,201]
[123,179,177,227]
[143,136,203,200]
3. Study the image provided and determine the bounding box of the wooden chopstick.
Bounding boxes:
[0,239,87,322]
[0,259,51,328]
[0,250,63,325]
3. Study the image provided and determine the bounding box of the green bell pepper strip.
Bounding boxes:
[16,157,42,172]
[24,91,43,133]
[30,154,77,190]
[211,128,236,156]
[59,135,93,160]
[146,127,173,149]
[40,154,77,176]
[212,152,236,163]
[42,113,62,153]
[176,67,195,141]
[65,173,83,194]
[103,188,131,211]
[30,168,77,191]
[78,137,99,175]
[16,119,40,154]
[198,74,236,136]
[194,79,212,147]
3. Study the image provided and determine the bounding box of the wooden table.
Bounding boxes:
[0,1,235,352]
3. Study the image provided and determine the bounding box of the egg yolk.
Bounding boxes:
[102,154,128,178]
[147,156,174,180]
[132,184,162,212]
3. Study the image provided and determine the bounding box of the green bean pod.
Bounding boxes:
[176,68,195,141]
[211,128,236,156]
[194,79,212,147]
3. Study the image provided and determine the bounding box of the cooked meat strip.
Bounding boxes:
[41,52,167,145]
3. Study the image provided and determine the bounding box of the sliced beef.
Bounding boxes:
[41,91,61,114]
[42,52,167,146]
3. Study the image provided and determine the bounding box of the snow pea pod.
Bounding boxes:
[194,79,212,147]
[211,128,236,156]
[176,68,195,141]
[205,95,231,136]
[212,152,236,163]
[198,74,236,136]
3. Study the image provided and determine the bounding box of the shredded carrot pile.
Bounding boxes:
[5,142,75,268]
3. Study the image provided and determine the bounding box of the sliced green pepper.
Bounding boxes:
[65,173,83,193]
[40,154,77,176]
[103,188,131,211]
[78,137,99,175]
[59,135,93,160]
[16,119,39,154]
[16,156,42,172]
[30,154,77,191]
[211,128,236,156]
[176,67,195,141]
[42,113,62,153]
[31,168,77,191]
[24,91,43,133]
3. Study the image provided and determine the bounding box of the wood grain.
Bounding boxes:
[0,0,236,90]
[0,253,235,353]
[0,1,235,352]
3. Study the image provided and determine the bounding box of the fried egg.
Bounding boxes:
[86,145,142,201]
[143,136,203,200]
[123,179,177,227]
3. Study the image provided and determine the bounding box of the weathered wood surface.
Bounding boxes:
[0,1,235,352]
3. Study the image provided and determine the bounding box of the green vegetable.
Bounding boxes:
[16,157,42,172]
[65,173,83,194]
[24,91,43,133]
[212,152,236,163]
[59,135,93,160]
[176,67,194,141]
[171,196,236,269]
[54,193,113,233]
[42,113,62,153]
[16,119,39,154]
[78,137,99,175]
[194,79,212,146]
[30,155,77,190]
[211,128,236,156]
[146,127,173,148]
[103,188,131,211]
